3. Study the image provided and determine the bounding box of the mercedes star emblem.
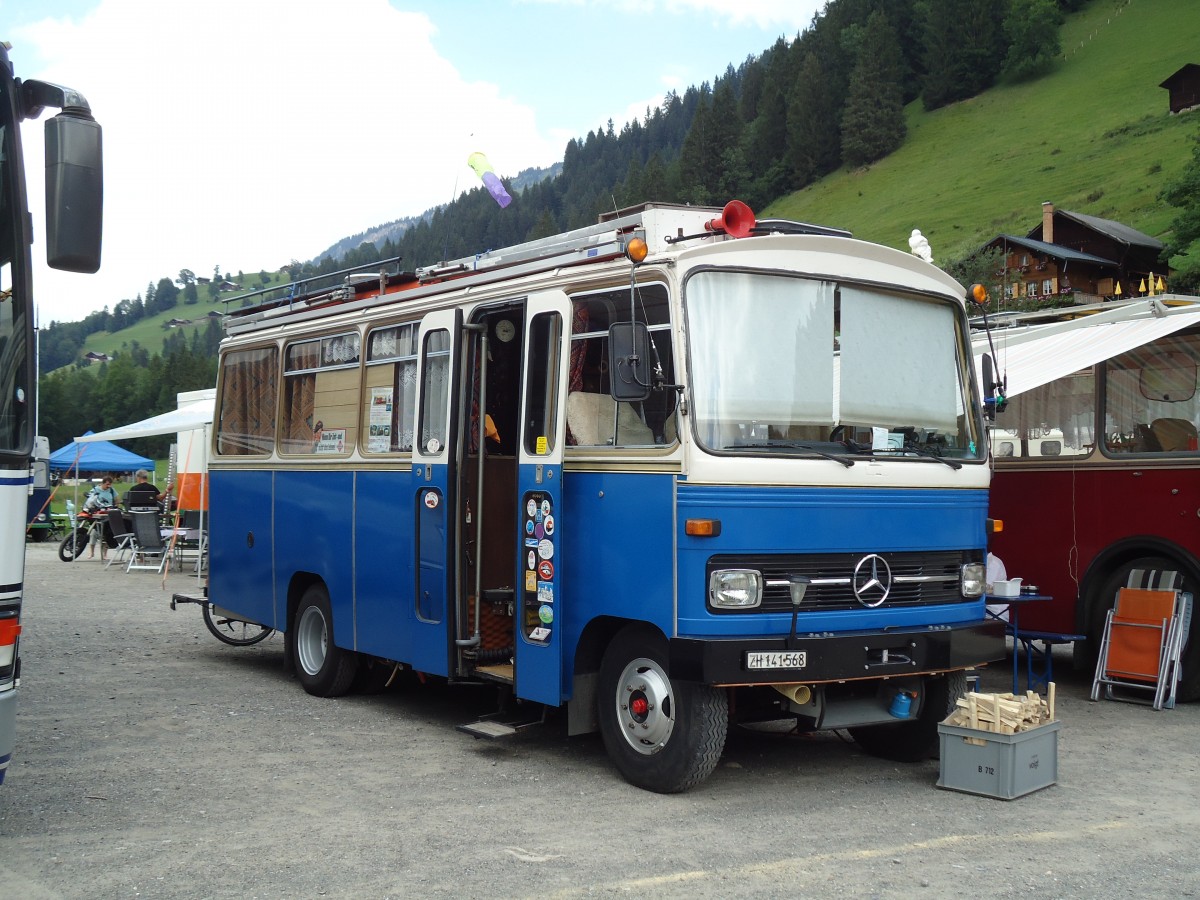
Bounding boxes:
[852,554,892,607]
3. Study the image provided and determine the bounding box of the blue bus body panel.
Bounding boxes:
[677,484,990,636]
[353,470,416,662]
[274,470,357,641]
[559,471,676,687]
[209,470,278,629]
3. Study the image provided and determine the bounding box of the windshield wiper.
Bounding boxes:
[871,445,963,469]
[726,441,855,467]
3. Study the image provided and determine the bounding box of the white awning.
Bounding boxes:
[76,398,213,443]
[972,300,1200,399]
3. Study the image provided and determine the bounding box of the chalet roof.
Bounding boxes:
[987,234,1117,266]
[1030,209,1162,251]
[1159,63,1200,90]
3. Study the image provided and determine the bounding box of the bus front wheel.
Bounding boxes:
[597,626,728,793]
[291,585,358,697]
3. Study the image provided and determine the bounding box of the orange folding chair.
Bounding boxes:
[1091,588,1186,710]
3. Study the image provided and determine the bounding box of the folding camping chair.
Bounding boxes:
[1091,587,1189,710]
[126,510,169,574]
[103,509,137,570]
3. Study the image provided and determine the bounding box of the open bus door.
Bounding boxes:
[411,308,463,677]
[514,290,571,704]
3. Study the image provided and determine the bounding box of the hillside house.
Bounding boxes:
[1160,63,1200,115]
[166,317,192,328]
[979,202,1167,304]
[217,280,241,292]
[83,351,110,363]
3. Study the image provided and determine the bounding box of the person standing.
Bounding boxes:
[124,469,170,510]
[85,477,117,560]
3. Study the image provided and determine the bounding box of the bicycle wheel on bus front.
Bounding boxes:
[202,603,273,646]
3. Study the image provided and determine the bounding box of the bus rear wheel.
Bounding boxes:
[291,585,357,697]
[1091,556,1200,703]
[850,671,965,762]
[597,626,728,793]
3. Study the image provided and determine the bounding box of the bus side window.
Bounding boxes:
[281,331,360,455]
[565,287,676,448]
[216,346,278,456]
[362,323,418,453]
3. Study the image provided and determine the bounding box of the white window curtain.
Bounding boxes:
[688,272,835,433]
[839,286,958,430]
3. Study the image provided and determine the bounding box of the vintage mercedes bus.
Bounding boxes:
[198,201,1003,792]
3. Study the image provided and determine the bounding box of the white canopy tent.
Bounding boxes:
[74,389,214,581]
[75,398,212,443]
[972,297,1200,399]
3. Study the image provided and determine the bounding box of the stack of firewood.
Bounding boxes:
[943,683,1056,734]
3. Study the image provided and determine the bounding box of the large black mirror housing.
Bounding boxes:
[608,322,652,402]
[45,111,103,273]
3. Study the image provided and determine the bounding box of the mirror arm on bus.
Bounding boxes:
[968,284,1008,421]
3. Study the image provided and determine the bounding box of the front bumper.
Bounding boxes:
[670,618,1006,685]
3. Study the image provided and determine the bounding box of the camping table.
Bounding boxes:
[987,593,1052,694]
[162,527,207,572]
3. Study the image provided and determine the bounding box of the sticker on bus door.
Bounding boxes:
[522,490,554,643]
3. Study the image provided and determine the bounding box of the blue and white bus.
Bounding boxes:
[200,200,1004,792]
[0,43,103,783]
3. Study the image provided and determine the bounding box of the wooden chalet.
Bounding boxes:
[980,202,1167,304]
[1160,63,1200,115]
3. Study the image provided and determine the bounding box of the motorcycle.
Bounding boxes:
[57,505,116,562]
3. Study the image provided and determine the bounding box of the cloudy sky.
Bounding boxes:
[11,0,824,324]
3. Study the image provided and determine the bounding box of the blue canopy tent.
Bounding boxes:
[49,431,154,474]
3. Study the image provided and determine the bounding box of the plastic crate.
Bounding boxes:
[937,720,1060,800]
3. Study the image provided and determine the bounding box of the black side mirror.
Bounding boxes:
[981,352,1007,419]
[608,322,652,402]
[45,111,104,273]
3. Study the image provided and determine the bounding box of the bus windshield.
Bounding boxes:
[685,270,982,461]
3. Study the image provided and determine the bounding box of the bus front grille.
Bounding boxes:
[706,550,975,613]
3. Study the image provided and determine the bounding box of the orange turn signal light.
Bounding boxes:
[625,236,649,264]
[969,283,989,305]
[685,519,721,537]
[987,518,1003,534]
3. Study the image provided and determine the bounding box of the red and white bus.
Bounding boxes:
[976,296,1200,700]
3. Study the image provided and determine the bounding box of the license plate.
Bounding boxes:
[746,651,807,670]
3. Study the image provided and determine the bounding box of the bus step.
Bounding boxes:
[170,591,207,610]
[457,713,543,741]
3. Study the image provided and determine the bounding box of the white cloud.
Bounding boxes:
[19,0,563,322]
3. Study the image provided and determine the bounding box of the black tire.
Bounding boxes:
[1089,556,1200,703]
[850,670,966,762]
[203,604,273,646]
[58,528,89,562]
[290,584,357,697]
[597,626,728,793]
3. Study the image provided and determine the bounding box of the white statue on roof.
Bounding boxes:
[908,229,933,263]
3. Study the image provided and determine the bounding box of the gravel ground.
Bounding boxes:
[0,541,1197,898]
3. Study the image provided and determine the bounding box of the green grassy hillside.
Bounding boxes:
[765,0,1200,268]
[78,274,288,360]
